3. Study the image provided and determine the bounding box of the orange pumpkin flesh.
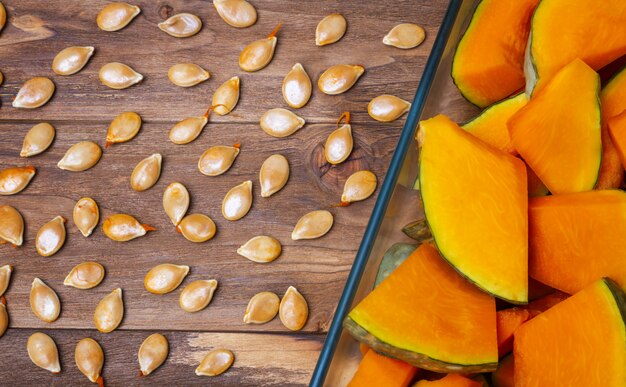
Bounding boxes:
[348,349,418,387]
[496,308,531,357]
[524,162,549,198]
[419,114,528,303]
[451,0,539,107]
[414,374,482,387]
[509,59,602,194]
[529,190,626,294]
[608,110,626,169]
[514,279,626,386]
[346,244,498,372]
[598,66,626,188]
[462,93,527,154]
[491,354,515,387]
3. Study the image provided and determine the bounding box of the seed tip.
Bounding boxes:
[233,142,241,149]
[0,296,6,306]
[97,376,105,387]
[142,224,156,232]
[268,21,283,39]
[336,111,351,127]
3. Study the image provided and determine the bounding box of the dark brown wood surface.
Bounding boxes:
[0,0,448,385]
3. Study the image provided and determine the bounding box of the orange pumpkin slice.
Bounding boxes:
[491,354,515,387]
[608,109,626,170]
[345,243,498,373]
[529,190,626,294]
[451,0,539,107]
[525,0,626,95]
[509,59,601,194]
[496,308,531,357]
[597,66,626,189]
[514,278,626,386]
[419,114,528,303]
[348,349,418,387]
[414,374,482,387]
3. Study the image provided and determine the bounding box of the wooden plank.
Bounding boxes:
[0,328,323,386]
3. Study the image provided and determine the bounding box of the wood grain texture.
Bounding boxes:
[0,0,449,384]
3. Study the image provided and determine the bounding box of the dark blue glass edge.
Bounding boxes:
[309,1,463,385]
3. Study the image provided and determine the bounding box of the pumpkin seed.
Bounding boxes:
[214,0,256,28]
[259,154,289,198]
[163,182,189,226]
[99,62,143,89]
[177,214,217,243]
[94,288,123,333]
[75,338,104,384]
[318,64,364,95]
[383,23,426,49]
[144,264,189,294]
[138,333,169,376]
[30,278,61,323]
[64,262,105,290]
[315,14,347,46]
[102,214,155,242]
[0,299,7,338]
[279,286,308,331]
[195,349,234,376]
[130,153,162,192]
[158,13,202,38]
[73,197,99,237]
[0,265,12,297]
[96,2,140,31]
[198,145,240,176]
[27,332,60,373]
[282,63,312,109]
[237,236,281,263]
[57,141,102,172]
[243,291,279,324]
[36,216,66,257]
[239,22,281,72]
[260,108,305,138]
[21,123,55,157]
[341,170,377,204]
[168,63,210,87]
[368,94,411,122]
[105,111,142,148]
[291,210,333,240]
[0,2,5,33]
[324,112,353,165]
[212,76,240,115]
[0,166,36,195]
[52,46,95,76]
[13,77,55,109]
[222,180,253,221]
[169,109,210,145]
[0,205,24,246]
[179,279,218,313]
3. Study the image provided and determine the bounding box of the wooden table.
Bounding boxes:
[0,1,448,385]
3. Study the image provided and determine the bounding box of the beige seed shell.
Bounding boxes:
[102,214,154,242]
[0,265,12,297]
[99,62,143,89]
[130,153,162,192]
[0,166,36,195]
[73,197,99,237]
[179,279,218,313]
[36,216,66,257]
[13,77,55,109]
[0,2,5,33]
[282,63,312,109]
[0,205,24,246]
[237,236,281,263]
[279,286,308,331]
[52,46,95,76]
[259,154,289,198]
[315,14,347,46]
[222,180,253,221]
[239,37,277,72]
[318,65,364,95]
[243,291,280,324]
[214,0,257,28]
[198,145,240,176]
[94,288,124,333]
[324,124,353,165]
[75,338,104,383]
[169,115,208,145]
[260,108,305,138]
[0,302,7,338]
[367,94,411,122]
[21,123,55,157]
[57,141,102,172]
[167,63,210,87]
[158,13,202,38]
[195,349,234,376]
[144,264,189,295]
[27,332,61,373]
[64,262,105,290]
[106,111,142,147]
[291,210,334,240]
[138,333,169,376]
[163,182,190,226]
[342,170,377,203]
[30,278,61,323]
[212,76,240,115]
[96,2,140,31]
[383,23,426,49]
[177,214,216,243]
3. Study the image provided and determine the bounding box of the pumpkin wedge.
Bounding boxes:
[597,66,626,188]
[345,243,498,373]
[414,374,482,387]
[451,0,539,107]
[529,190,626,293]
[462,93,527,154]
[514,279,626,386]
[419,114,528,303]
[491,354,515,387]
[509,59,601,194]
[607,110,626,169]
[348,349,418,387]
[525,0,626,95]
[496,308,531,357]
